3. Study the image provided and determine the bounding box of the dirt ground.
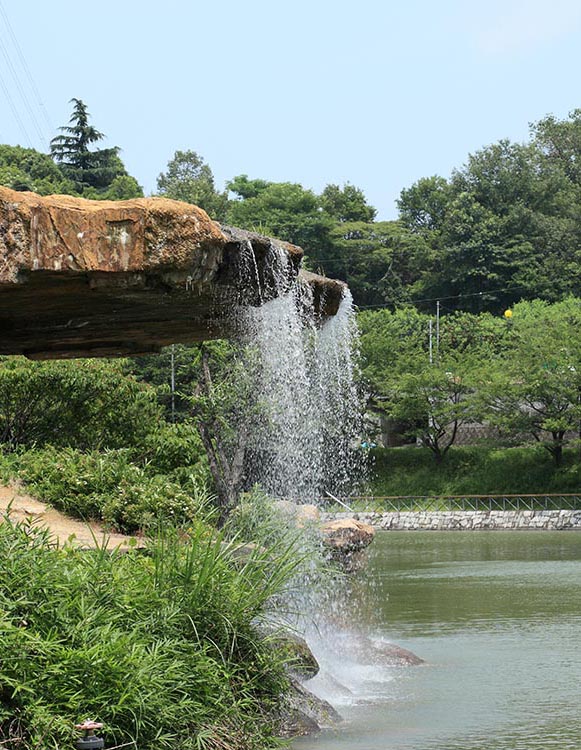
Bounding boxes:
[0,483,143,550]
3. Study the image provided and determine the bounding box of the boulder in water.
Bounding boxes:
[340,633,425,666]
[374,642,424,666]
[269,630,320,679]
[321,518,375,570]
[278,678,342,738]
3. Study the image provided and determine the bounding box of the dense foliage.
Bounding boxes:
[0,144,74,195]
[0,518,296,749]
[368,444,581,498]
[359,298,581,465]
[0,444,209,533]
[397,111,581,312]
[0,358,161,451]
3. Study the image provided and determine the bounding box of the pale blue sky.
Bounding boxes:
[1,0,581,219]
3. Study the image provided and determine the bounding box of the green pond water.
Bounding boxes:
[294,531,581,750]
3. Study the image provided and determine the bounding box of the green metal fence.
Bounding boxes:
[325,494,581,513]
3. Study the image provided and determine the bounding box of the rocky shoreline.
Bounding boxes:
[323,509,581,531]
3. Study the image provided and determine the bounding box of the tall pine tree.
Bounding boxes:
[50,99,127,192]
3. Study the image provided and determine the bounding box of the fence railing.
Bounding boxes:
[322,494,581,513]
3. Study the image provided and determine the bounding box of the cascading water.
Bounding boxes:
[308,286,364,498]
[227,240,375,735]
[239,242,365,501]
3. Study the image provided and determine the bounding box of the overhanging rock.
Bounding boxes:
[0,187,346,359]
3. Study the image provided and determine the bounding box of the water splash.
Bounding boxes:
[302,628,398,708]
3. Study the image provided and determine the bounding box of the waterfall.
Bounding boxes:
[240,243,365,502]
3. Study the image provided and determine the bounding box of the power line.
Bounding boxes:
[0,0,52,147]
[355,284,529,310]
[0,1,53,132]
[0,62,31,146]
[0,33,45,145]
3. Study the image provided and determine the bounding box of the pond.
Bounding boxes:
[294,531,581,750]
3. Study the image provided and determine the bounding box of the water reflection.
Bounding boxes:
[295,532,581,750]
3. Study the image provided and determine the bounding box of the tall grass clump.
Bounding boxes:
[225,486,345,621]
[0,516,300,749]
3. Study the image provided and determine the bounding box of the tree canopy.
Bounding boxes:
[397,112,581,312]
[157,150,227,220]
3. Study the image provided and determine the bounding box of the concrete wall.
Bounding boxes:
[323,510,581,531]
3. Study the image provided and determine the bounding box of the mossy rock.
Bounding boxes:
[276,631,320,679]
[278,678,342,737]
[261,629,320,679]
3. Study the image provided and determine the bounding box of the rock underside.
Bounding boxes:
[0,187,346,359]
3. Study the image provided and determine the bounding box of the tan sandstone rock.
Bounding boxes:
[0,187,345,358]
[320,517,375,552]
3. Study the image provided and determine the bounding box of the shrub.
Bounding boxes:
[0,357,162,451]
[369,444,581,497]
[5,447,213,533]
[129,422,207,476]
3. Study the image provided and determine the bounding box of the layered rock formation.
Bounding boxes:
[0,187,345,358]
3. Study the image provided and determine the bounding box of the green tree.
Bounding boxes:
[320,183,377,223]
[398,175,450,233]
[157,150,227,219]
[359,307,429,392]
[478,299,581,465]
[96,174,143,200]
[0,144,74,195]
[226,174,271,200]
[50,98,140,196]
[0,357,161,451]
[324,220,432,307]
[359,308,501,459]
[359,307,429,444]
[187,342,253,525]
[226,179,333,253]
[532,109,581,185]
[397,116,581,312]
[385,359,480,463]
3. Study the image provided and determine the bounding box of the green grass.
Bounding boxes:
[367,444,581,498]
[0,517,299,750]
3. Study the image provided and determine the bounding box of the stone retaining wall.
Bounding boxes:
[322,510,581,531]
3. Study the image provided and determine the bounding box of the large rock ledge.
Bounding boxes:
[0,187,346,359]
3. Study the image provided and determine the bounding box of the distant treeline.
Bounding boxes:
[4,101,581,313]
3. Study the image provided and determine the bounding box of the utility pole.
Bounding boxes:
[429,318,433,364]
[170,344,176,423]
[436,300,440,363]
